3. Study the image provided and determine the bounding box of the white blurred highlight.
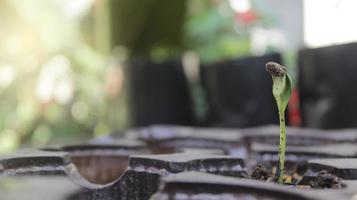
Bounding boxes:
[304,0,357,47]
[61,0,93,18]
[229,0,251,13]
[36,55,74,104]
[0,65,16,88]
[251,27,287,55]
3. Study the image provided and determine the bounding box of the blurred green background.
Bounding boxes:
[0,0,302,153]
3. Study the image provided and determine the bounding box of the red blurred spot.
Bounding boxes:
[288,88,302,126]
[235,10,258,25]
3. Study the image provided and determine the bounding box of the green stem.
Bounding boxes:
[277,109,286,184]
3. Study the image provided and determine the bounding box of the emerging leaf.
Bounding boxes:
[266,62,292,112]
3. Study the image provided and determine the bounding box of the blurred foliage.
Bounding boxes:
[0,0,126,153]
[184,1,251,63]
[109,0,187,60]
[107,0,252,62]
[0,0,289,153]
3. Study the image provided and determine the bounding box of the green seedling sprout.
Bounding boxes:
[265,62,292,184]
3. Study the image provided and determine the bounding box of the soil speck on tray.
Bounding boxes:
[251,165,272,181]
[314,170,341,189]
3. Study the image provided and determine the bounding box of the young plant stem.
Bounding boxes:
[277,109,286,184]
[265,62,292,185]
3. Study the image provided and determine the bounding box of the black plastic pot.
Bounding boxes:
[126,59,193,127]
[298,42,357,129]
[201,53,282,127]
